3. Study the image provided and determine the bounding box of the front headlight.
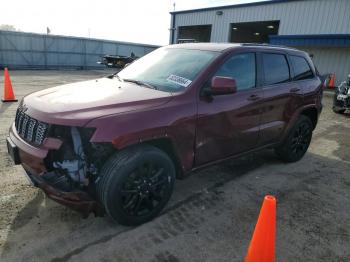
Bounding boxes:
[49,125,96,142]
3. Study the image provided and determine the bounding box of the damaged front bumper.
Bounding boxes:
[25,170,104,217]
[7,123,104,217]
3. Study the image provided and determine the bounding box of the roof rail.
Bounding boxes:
[241,43,297,50]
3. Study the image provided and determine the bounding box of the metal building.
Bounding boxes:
[169,0,350,85]
[0,30,159,69]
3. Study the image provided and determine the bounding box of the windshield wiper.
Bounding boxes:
[123,79,157,90]
[114,74,122,81]
[107,73,122,81]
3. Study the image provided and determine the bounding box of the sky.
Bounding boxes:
[0,0,265,45]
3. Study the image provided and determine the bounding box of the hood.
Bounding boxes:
[23,77,173,126]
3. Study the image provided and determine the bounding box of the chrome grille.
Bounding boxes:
[26,118,37,141]
[15,107,49,145]
[20,115,29,137]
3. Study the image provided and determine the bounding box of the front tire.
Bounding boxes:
[97,145,175,225]
[275,115,313,163]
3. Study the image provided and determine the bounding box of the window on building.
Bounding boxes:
[262,53,290,85]
[230,21,280,43]
[290,55,314,80]
[214,53,256,91]
[177,25,212,43]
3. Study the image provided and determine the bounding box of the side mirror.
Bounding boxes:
[207,76,237,96]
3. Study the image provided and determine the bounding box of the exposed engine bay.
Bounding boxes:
[43,126,114,193]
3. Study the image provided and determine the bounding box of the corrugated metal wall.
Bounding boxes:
[303,47,350,83]
[173,0,350,43]
[172,0,350,84]
[0,30,159,69]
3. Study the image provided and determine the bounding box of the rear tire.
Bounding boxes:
[275,115,313,163]
[332,107,346,114]
[97,145,175,225]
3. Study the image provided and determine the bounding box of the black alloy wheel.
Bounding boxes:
[275,115,313,162]
[289,122,312,156]
[120,162,169,217]
[97,145,175,225]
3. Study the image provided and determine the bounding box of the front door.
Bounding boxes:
[195,52,262,166]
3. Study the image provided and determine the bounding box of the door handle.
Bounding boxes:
[290,87,301,93]
[247,94,260,101]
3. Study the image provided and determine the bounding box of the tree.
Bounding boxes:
[0,24,18,31]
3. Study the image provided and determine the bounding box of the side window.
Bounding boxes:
[214,53,256,91]
[262,53,290,85]
[290,55,314,81]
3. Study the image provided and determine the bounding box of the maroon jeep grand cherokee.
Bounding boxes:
[7,43,323,225]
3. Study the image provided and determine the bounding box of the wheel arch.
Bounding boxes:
[143,138,184,178]
[300,107,318,130]
[280,105,319,143]
[112,136,185,179]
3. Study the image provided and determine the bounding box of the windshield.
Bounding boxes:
[117,48,218,92]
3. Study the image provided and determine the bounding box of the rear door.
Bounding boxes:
[195,52,263,166]
[257,52,303,146]
[289,54,320,106]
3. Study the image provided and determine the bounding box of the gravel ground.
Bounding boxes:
[0,70,349,262]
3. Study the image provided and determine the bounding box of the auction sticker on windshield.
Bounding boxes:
[166,75,192,87]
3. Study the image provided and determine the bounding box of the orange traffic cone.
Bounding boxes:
[2,68,17,102]
[245,195,276,262]
[328,73,336,89]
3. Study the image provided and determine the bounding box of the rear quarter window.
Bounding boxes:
[262,53,290,85]
[290,55,314,81]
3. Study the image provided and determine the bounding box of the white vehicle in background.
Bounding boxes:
[333,75,350,114]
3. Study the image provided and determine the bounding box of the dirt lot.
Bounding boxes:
[0,70,349,262]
